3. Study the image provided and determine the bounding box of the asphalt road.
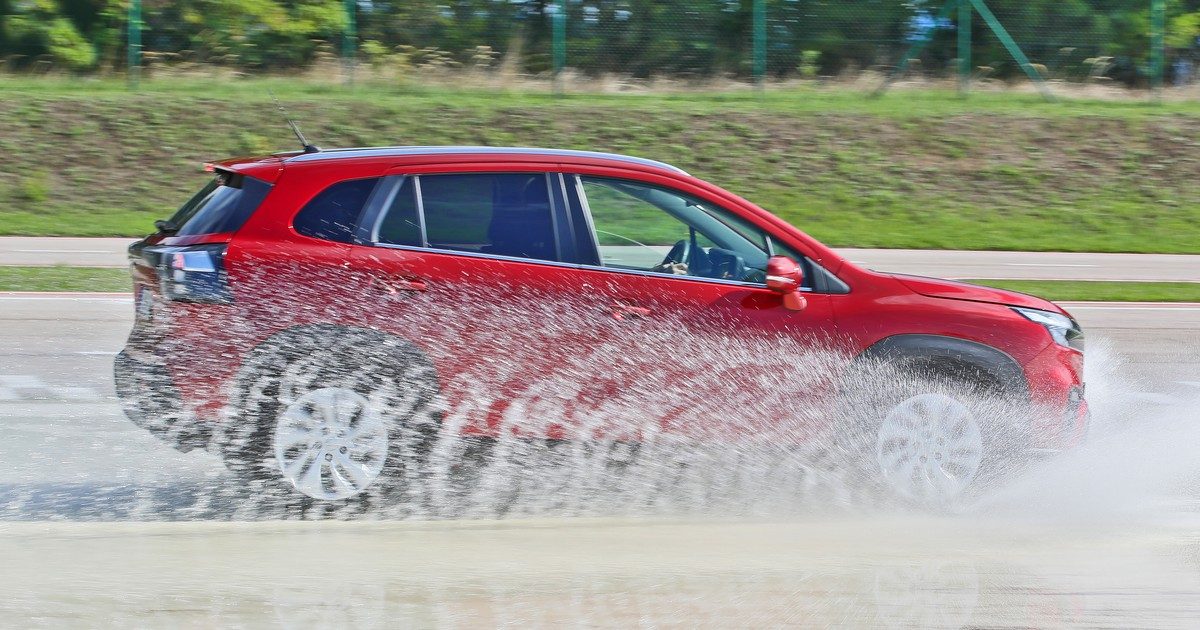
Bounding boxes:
[1,294,1197,627]
[2,237,1198,281]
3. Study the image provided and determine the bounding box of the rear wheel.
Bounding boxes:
[222,327,437,516]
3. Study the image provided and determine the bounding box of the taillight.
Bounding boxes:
[157,244,232,303]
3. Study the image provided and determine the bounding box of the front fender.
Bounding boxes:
[854,334,1030,402]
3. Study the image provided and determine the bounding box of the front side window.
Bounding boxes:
[375,173,560,263]
[293,177,380,243]
[579,176,778,284]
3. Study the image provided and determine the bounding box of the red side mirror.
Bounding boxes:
[766,256,807,311]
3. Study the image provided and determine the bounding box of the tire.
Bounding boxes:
[834,362,1027,509]
[220,326,438,517]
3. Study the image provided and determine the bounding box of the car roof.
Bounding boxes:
[280,146,690,176]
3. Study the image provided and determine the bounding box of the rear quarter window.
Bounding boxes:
[293,177,380,243]
[170,172,272,237]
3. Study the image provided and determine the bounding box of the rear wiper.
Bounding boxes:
[154,219,179,235]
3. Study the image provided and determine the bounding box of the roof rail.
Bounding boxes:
[284,146,689,175]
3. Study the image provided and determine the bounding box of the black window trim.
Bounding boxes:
[349,170,847,293]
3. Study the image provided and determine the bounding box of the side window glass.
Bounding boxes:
[293,177,379,243]
[376,177,421,247]
[419,173,559,262]
[579,176,771,284]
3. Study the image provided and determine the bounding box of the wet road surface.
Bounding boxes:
[1,294,1198,628]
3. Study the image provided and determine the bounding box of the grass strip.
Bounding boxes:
[1,81,1198,252]
[0,266,129,292]
[964,279,1200,303]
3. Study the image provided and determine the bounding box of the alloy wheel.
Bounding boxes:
[875,393,983,503]
[273,387,389,500]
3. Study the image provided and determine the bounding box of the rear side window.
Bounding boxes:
[377,173,559,262]
[293,177,380,243]
[170,172,271,236]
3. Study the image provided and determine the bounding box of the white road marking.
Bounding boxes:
[12,249,115,254]
[1125,392,1183,405]
[1062,304,1200,311]
[0,375,103,401]
[0,294,131,303]
[0,375,46,389]
[1002,263,1098,267]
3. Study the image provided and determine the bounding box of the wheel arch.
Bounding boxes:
[853,334,1029,401]
[221,324,440,453]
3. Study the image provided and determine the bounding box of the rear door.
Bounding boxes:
[348,166,594,436]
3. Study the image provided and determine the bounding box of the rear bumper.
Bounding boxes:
[113,350,211,453]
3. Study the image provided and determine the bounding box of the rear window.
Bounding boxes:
[169,171,272,236]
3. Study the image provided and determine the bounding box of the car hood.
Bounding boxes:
[890,274,1065,313]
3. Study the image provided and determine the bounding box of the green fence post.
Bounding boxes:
[553,4,566,95]
[957,0,971,96]
[753,0,766,90]
[968,0,1053,101]
[343,0,356,86]
[1150,0,1165,96]
[127,0,141,89]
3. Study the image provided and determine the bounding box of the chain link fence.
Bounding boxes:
[341,0,1185,91]
[2,1,1193,91]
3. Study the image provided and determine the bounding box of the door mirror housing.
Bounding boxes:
[765,256,807,311]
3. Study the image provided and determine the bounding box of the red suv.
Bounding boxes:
[114,146,1087,507]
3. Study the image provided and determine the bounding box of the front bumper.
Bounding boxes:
[1024,341,1089,451]
[113,350,211,452]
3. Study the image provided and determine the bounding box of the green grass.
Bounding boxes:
[1,77,1198,252]
[964,279,1200,302]
[0,266,129,292]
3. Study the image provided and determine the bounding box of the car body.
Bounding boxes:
[114,146,1088,505]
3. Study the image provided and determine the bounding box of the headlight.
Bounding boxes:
[1012,307,1083,351]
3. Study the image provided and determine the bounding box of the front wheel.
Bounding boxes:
[837,372,1024,508]
[873,391,985,504]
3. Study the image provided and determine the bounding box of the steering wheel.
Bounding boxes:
[656,239,692,274]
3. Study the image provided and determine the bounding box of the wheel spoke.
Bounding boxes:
[329,464,357,495]
[275,427,314,450]
[335,454,372,488]
[297,456,327,497]
[282,448,317,478]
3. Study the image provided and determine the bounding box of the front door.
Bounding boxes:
[563,173,842,444]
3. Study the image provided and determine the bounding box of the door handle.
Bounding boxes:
[610,301,651,321]
[372,275,428,294]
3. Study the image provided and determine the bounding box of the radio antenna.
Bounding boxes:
[268,90,320,154]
